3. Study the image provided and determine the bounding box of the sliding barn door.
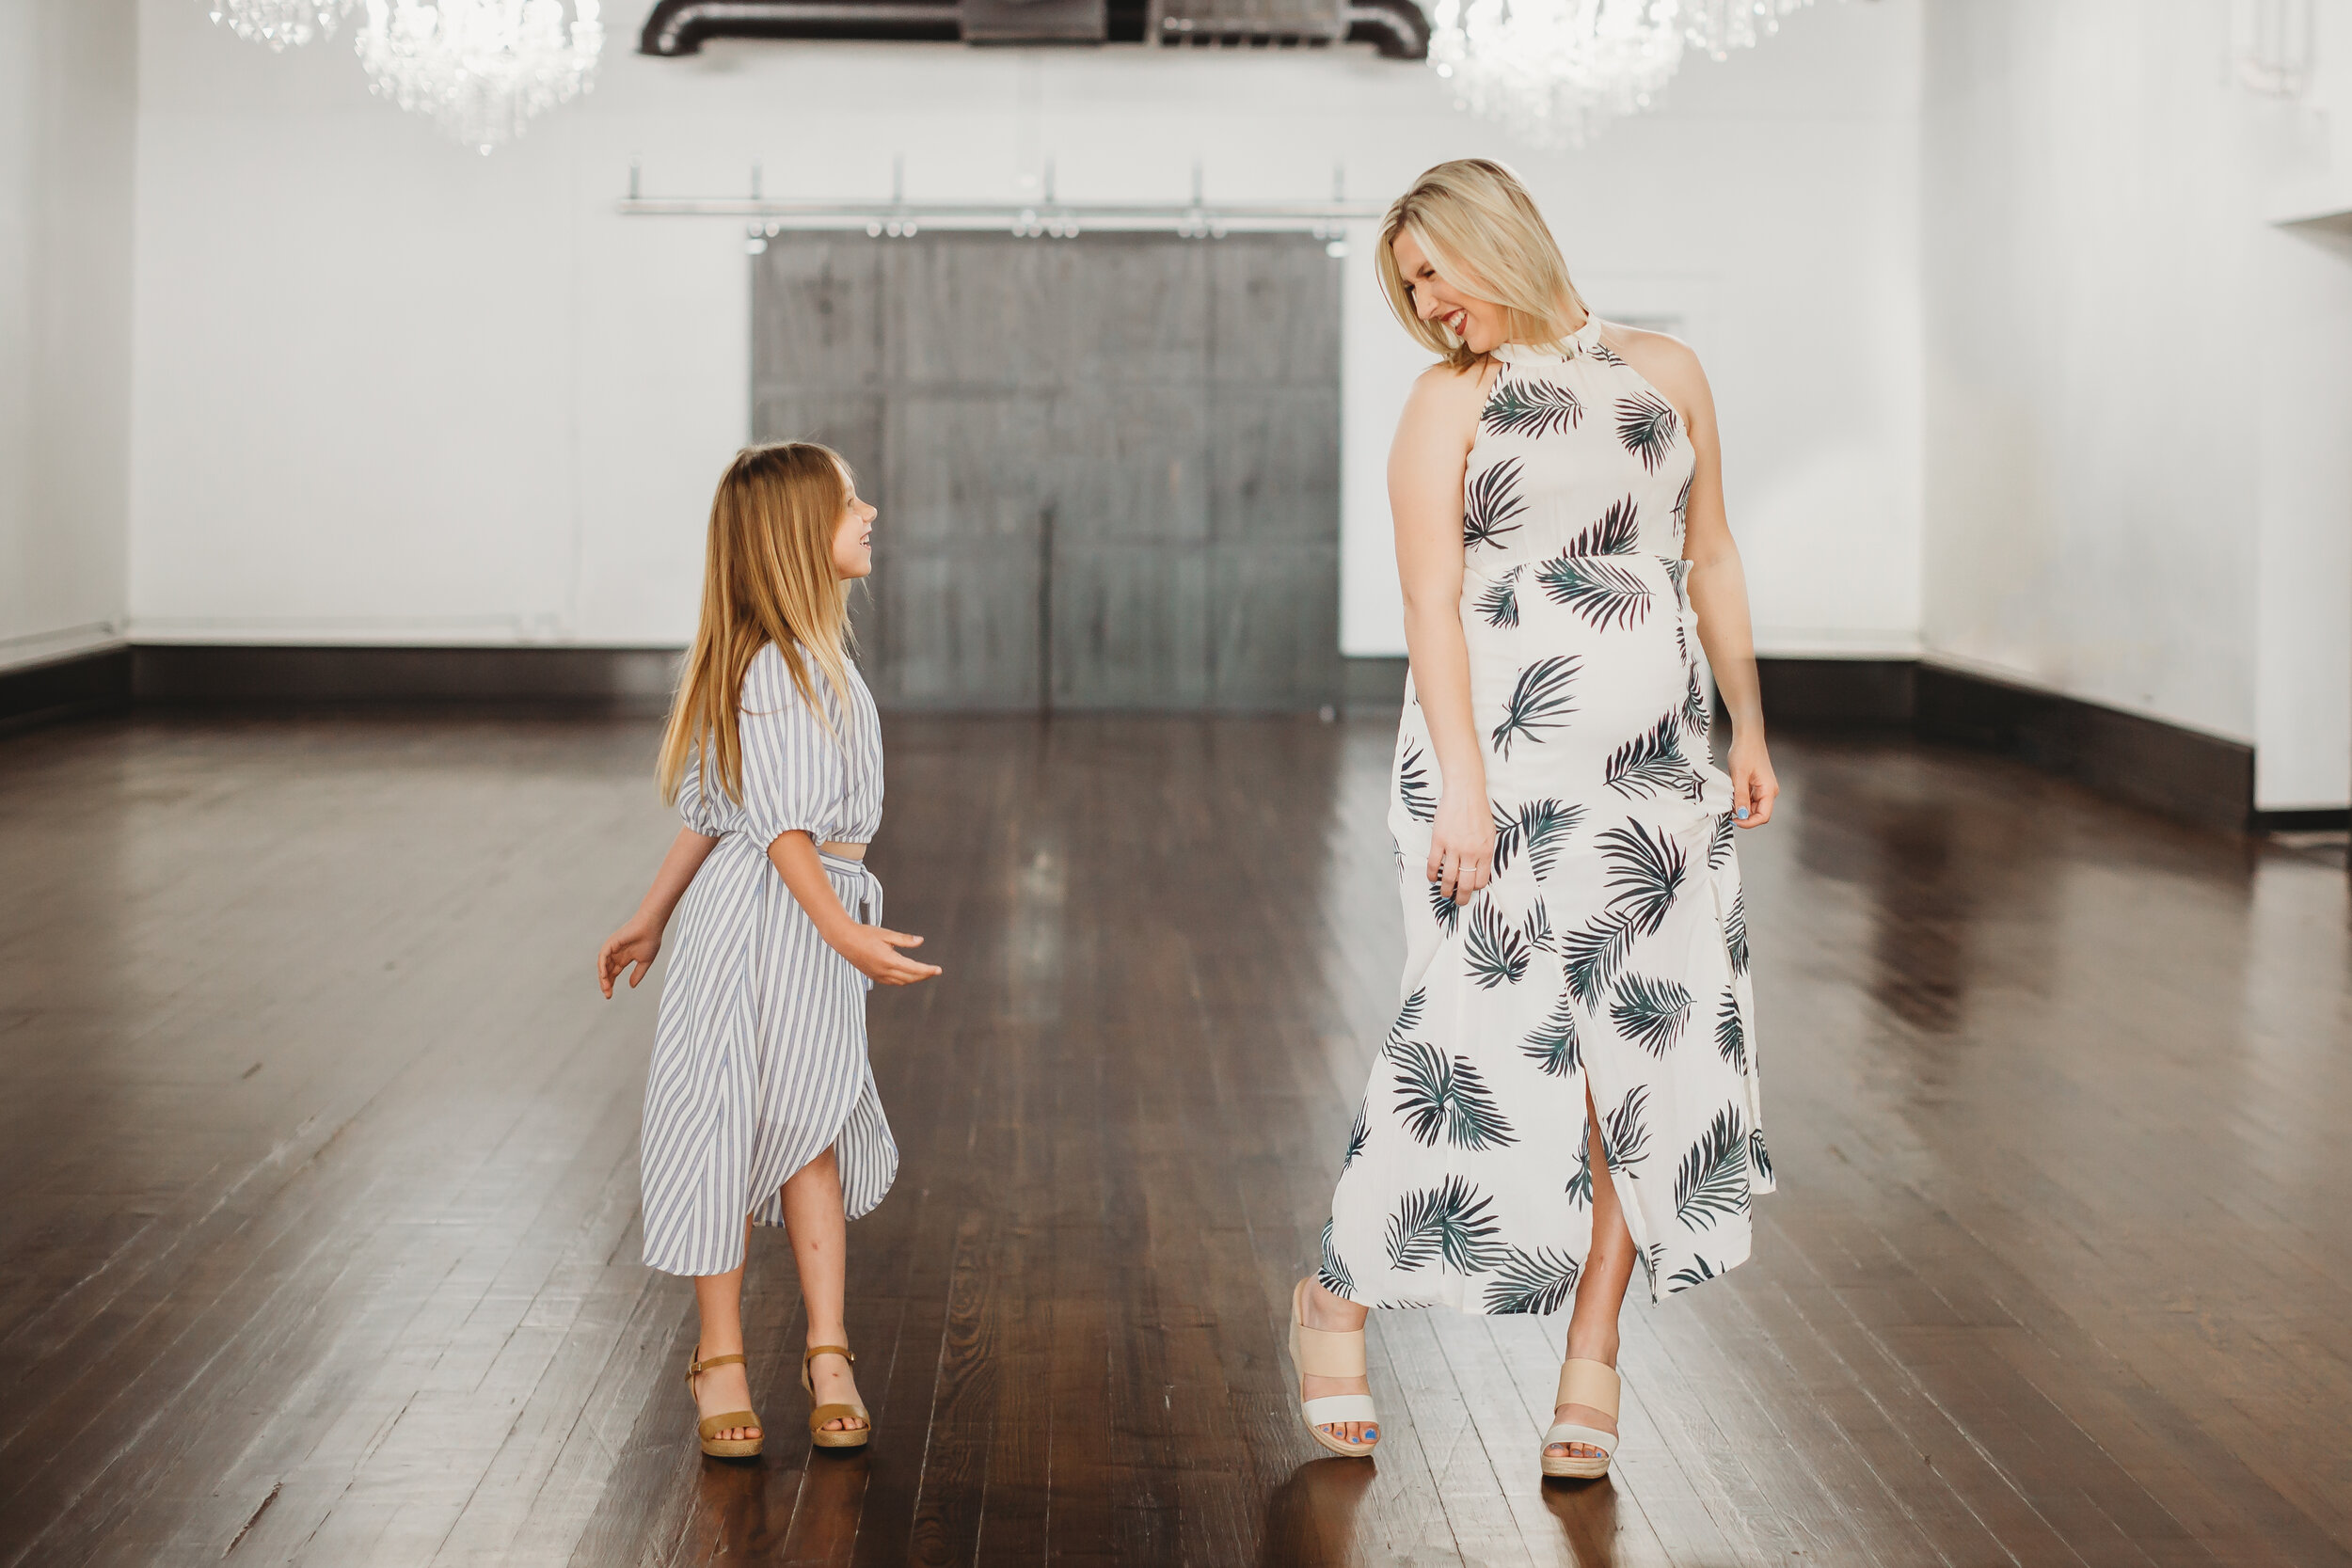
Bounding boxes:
[752,231,1340,711]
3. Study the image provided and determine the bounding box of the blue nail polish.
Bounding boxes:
[1365,1427,1378,1439]
[1735,806,1750,820]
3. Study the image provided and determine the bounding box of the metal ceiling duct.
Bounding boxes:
[639,0,1427,56]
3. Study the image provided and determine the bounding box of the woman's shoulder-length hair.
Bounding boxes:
[1374,159,1586,371]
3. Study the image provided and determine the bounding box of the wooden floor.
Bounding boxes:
[0,711,2347,1567]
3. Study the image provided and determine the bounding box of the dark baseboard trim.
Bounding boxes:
[2248,807,2350,833]
[1754,657,1915,725]
[130,645,681,708]
[0,646,133,735]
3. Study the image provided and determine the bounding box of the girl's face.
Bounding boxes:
[1391,230,1508,356]
[832,476,877,580]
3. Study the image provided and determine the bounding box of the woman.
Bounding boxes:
[1290,161,1778,1481]
[597,443,940,1459]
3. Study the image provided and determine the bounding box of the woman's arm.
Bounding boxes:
[766,831,941,986]
[1620,332,1780,828]
[596,826,722,996]
[1391,363,1500,900]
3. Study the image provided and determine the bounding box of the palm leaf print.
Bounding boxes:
[1641,1242,1666,1293]
[1612,974,1693,1056]
[1483,1246,1583,1314]
[1489,800,1524,875]
[1749,1129,1774,1185]
[1521,899,1555,955]
[1605,711,1690,799]
[1567,495,1641,558]
[1391,1039,1518,1150]
[1343,1100,1370,1168]
[1535,554,1653,631]
[1488,656,1579,758]
[1725,889,1750,974]
[1587,338,1627,367]
[1462,459,1528,552]
[1600,821,1688,937]
[1483,378,1583,437]
[1522,992,1581,1077]
[1715,990,1746,1073]
[1672,471,1693,537]
[1518,798,1581,880]
[1707,812,1735,870]
[1318,1219,1357,1299]
[1563,911,1638,1007]
[1428,879,1462,936]
[1474,565,1523,629]
[1566,1138,1595,1207]
[1383,1176,1510,1273]
[1390,986,1426,1046]
[1674,1105,1751,1230]
[1681,667,1711,746]
[1465,901,1531,990]
[1668,1257,1718,1291]
[1602,1085,1651,1171]
[1397,742,1437,823]
[1616,391,1681,471]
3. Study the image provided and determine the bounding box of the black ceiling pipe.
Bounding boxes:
[640,0,1425,57]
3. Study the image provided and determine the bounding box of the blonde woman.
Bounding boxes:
[1290,161,1777,1480]
[597,442,940,1459]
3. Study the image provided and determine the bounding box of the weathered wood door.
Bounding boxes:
[752,231,1341,711]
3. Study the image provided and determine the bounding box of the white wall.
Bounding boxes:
[126,0,1923,662]
[0,0,137,674]
[1920,0,2352,810]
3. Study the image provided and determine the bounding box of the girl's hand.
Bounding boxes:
[828,923,943,987]
[1727,730,1780,828]
[597,915,662,998]
[1428,788,1496,905]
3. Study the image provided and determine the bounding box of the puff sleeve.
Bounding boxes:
[675,749,725,837]
[737,645,848,850]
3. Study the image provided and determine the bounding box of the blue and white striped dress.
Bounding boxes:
[640,642,898,1277]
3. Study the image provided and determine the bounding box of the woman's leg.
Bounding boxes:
[781,1146,867,1433]
[1299,1281,1379,1448]
[1549,1095,1635,1461]
[690,1218,762,1443]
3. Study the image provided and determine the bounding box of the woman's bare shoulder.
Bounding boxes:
[1399,357,1494,430]
[1604,324,1709,406]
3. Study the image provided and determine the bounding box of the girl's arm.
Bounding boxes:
[766,832,941,986]
[1391,362,1498,903]
[1625,332,1779,828]
[596,827,721,997]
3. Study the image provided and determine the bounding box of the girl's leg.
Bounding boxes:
[690,1218,762,1443]
[1300,1281,1378,1447]
[781,1146,867,1433]
[1549,1095,1635,1461]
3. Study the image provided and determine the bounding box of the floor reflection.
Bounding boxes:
[1537,1473,1618,1567]
[1257,1456,1376,1568]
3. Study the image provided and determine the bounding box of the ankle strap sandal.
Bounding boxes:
[687,1349,763,1459]
[801,1344,872,1449]
[1541,1357,1620,1480]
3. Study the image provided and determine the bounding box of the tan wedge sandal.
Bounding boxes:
[1540,1357,1620,1480]
[802,1345,872,1449]
[687,1349,764,1460]
[1288,1278,1379,1458]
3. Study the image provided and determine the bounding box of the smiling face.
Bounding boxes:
[831,469,877,580]
[1391,229,1511,356]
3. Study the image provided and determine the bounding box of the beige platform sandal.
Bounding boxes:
[1288,1279,1379,1458]
[1541,1357,1620,1480]
[687,1349,764,1460]
[802,1345,872,1449]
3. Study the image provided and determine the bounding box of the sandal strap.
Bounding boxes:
[1555,1357,1620,1418]
[803,1344,855,1367]
[808,1402,868,1426]
[1543,1421,1618,1456]
[688,1351,747,1381]
[698,1410,760,1438]
[1301,1393,1376,1426]
[1293,1323,1367,1379]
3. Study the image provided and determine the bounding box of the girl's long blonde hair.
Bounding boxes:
[1375,159,1587,371]
[657,441,857,807]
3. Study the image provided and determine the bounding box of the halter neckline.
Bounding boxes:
[1491,312,1605,364]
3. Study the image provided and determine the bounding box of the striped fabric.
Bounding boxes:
[640,643,897,1277]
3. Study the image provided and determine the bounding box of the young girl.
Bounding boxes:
[596,441,940,1459]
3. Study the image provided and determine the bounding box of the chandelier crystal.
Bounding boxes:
[202,0,358,51]
[356,0,606,155]
[1430,0,1819,149]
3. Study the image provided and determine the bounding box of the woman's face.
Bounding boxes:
[1392,230,1508,356]
[832,475,877,580]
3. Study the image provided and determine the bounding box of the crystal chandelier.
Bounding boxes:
[202,0,357,50]
[356,0,606,155]
[1430,0,1820,149]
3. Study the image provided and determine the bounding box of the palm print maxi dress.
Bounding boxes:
[1322,321,1772,1315]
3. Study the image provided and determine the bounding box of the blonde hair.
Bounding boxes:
[658,441,858,806]
[1375,159,1587,371]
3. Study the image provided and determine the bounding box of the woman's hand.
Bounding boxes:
[1727,730,1780,828]
[825,922,943,987]
[1428,788,1496,904]
[596,915,662,998]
